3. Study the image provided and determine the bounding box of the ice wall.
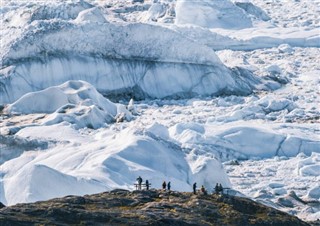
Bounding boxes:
[1,56,259,104]
[0,20,259,104]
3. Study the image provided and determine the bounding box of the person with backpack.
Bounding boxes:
[162,181,167,190]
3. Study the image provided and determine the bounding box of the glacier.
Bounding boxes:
[1,0,319,104]
[1,0,292,104]
[0,15,259,104]
[0,0,319,222]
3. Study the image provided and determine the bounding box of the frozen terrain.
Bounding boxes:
[0,0,319,223]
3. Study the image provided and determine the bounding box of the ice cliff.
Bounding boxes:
[0,1,272,104]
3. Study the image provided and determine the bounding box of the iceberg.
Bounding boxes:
[5,80,132,129]
[175,0,252,29]
[1,13,264,104]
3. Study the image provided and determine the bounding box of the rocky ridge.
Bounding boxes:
[0,189,312,226]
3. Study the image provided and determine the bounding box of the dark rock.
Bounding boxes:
[64,195,86,205]
[0,190,311,226]
[110,189,130,194]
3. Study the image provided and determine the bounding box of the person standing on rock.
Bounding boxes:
[193,182,197,194]
[219,183,223,195]
[137,176,143,190]
[215,183,219,195]
[162,181,167,190]
[167,181,171,191]
[146,180,150,190]
[201,185,207,195]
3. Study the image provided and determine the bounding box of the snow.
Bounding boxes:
[7,87,69,114]
[5,80,132,129]
[0,16,264,104]
[175,0,253,29]
[298,153,320,177]
[234,1,270,22]
[0,0,320,222]
[4,163,104,205]
[74,7,108,24]
[225,152,320,221]
[145,123,170,140]
[1,125,230,205]
[2,5,248,104]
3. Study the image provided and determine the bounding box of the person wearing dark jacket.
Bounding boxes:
[215,183,219,194]
[167,181,171,191]
[162,181,167,190]
[193,182,197,194]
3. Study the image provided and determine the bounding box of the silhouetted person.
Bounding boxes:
[136,176,143,190]
[167,181,171,191]
[162,181,167,190]
[215,183,219,194]
[193,182,197,194]
[146,180,150,190]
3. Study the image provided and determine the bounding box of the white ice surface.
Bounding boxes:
[1,4,244,104]
[1,125,230,205]
[175,0,252,29]
[5,80,132,129]
[225,153,320,221]
[0,0,319,222]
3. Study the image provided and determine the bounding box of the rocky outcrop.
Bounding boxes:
[0,189,310,226]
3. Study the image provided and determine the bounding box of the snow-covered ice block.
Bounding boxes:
[234,2,271,21]
[298,153,320,176]
[266,65,282,74]
[5,80,132,129]
[0,19,263,104]
[278,44,294,54]
[169,122,206,144]
[74,7,108,24]
[215,126,284,158]
[145,122,170,140]
[269,183,285,189]
[254,190,275,199]
[299,164,320,177]
[186,151,231,189]
[307,185,320,200]
[3,164,104,205]
[175,0,252,29]
[272,188,287,196]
